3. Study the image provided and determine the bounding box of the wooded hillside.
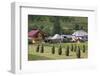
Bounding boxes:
[28,15,88,36]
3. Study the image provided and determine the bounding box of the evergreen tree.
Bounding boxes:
[76,46,81,58]
[52,44,55,54]
[65,45,70,56]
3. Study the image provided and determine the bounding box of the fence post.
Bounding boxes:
[40,44,44,53]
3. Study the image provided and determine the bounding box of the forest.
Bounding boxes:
[28,15,88,36]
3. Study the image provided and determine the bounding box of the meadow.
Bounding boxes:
[28,42,88,61]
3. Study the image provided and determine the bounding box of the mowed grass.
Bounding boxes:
[28,42,88,61]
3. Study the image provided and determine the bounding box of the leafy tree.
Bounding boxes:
[28,15,88,36]
[52,16,61,35]
[74,23,80,30]
[61,17,75,22]
[83,45,86,53]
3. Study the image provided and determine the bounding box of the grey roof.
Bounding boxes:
[72,30,88,37]
[51,34,63,39]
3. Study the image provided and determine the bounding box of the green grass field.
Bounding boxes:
[28,42,88,61]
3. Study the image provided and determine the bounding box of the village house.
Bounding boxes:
[72,30,88,42]
[28,29,46,43]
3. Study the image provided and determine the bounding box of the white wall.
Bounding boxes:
[0,0,100,76]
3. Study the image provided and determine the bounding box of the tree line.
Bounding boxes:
[28,15,88,36]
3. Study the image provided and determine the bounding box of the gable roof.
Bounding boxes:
[28,29,40,37]
[51,34,63,39]
[72,30,88,37]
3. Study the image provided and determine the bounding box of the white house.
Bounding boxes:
[72,30,88,41]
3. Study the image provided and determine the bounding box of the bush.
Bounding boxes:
[36,44,40,52]
[76,46,81,58]
[58,45,62,55]
[65,45,69,56]
[52,44,55,54]
[83,45,85,53]
[40,44,44,53]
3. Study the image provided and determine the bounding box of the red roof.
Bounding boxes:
[28,29,40,38]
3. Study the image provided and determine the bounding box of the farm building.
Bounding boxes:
[61,35,74,38]
[45,34,63,43]
[28,29,46,43]
[45,34,72,43]
[72,30,88,42]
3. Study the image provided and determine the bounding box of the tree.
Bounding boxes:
[74,23,80,30]
[61,17,75,22]
[52,16,62,35]
[28,15,88,36]
[76,46,81,58]
[52,44,55,54]
[65,45,70,56]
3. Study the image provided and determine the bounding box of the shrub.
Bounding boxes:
[76,46,81,58]
[36,44,40,52]
[65,45,69,56]
[58,45,62,55]
[52,44,55,54]
[40,44,44,53]
[83,45,85,53]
